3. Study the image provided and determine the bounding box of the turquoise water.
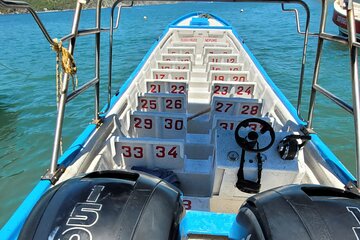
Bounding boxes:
[0,1,355,227]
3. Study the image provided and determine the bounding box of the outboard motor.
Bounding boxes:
[19,170,183,240]
[230,184,360,240]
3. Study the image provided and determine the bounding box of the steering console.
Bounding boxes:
[234,118,276,194]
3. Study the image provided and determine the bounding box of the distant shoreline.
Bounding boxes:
[0,1,178,15]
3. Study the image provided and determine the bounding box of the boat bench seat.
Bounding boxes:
[211,96,263,117]
[167,46,196,55]
[137,93,187,113]
[151,68,190,80]
[204,54,240,65]
[212,115,273,132]
[203,46,233,58]
[113,136,185,170]
[207,62,244,72]
[157,60,192,70]
[208,70,249,82]
[210,81,256,99]
[145,79,188,94]
[128,111,187,139]
[162,53,194,63]
[210,115,274,142]
[171,41,230,55]
[112,135,215,196]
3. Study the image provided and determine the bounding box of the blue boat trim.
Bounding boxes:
[169,12,231,27]
[310,134,356,183]
[180,210,236,237]
[58,124,97,166]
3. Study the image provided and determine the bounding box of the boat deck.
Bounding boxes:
[59,26,325,213]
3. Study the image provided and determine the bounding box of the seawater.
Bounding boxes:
[0,1,355,227]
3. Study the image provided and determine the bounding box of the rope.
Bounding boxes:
[52,38,78,103]
[51,38,79,155]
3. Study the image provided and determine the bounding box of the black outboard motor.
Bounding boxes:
[19,170,183,240]
[230,184,360,240]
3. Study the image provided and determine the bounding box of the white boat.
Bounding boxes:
[1,0,360,239]
[333,0,360,37]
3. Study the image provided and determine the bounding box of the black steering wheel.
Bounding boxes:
[234,118,275,152]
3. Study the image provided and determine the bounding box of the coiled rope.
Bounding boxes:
[51,38,78,154]
[51,38,78,104]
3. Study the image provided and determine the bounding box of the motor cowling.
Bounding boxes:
[230,184,360,240]
[19,170,183,240]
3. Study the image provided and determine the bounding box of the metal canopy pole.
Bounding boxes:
[49,0,84,175]
[346,0,360,185]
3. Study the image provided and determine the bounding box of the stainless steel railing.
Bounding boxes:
[0,0,125,181]
[306,0,360,184]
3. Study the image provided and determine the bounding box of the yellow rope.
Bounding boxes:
[51,38,79,155]
[52,38,78,100]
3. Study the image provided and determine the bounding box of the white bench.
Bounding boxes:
[146,80,188,94]
[114,136,185,170]
[162,53,194,63]
[207,62,244,72]
[129,111,187,139]
[205,54,240,65]
[211,96,263,117]
[203,46,233,56]
[209,70,249,82]
[167,46,196,55]
[210,81,256,99]
[151,69,190,80]
[157,61,191,70]
[212,115,273,132]
[137,93,187,113]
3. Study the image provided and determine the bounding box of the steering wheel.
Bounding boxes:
[234,118,275,152]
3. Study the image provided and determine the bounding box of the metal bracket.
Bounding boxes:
[93,116,104,127]
[42,165,66,185]
[345,181,360,194]
[300,125,316,135]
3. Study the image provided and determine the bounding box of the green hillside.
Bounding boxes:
[26,0,77,11]
[0,1,171,13]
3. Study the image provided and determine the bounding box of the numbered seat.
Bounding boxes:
[137,93,187,113]
[157,61,191,71]
[162,53,194,63]
[208,70,249,83]
[167,46,196,55]
[210,115,273,143]
[204,54,240,66]
[207,62,244,72]
[151,69,190,80]
[211,96,263,117]
[146,80,188,94]
[210,81,256,99]
[212,115,273,132]
[129,111,187,139]
[114,136,185,170]
[203,46,233,56]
